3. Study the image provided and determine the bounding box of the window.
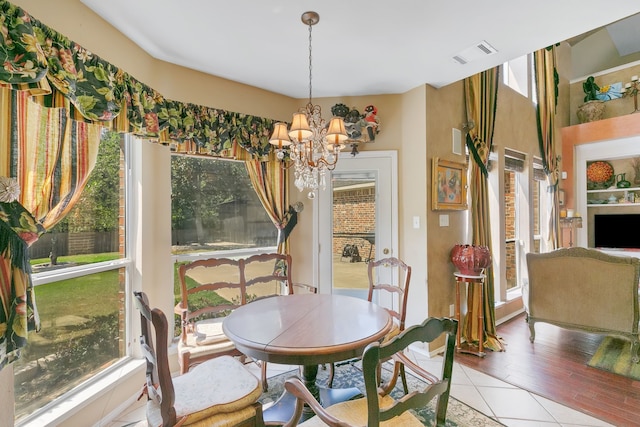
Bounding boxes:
[504,149,526,291]
[170,156,277,255]
[503,54,537,104]
[170,156,278,331]
[16,131,130,422]
[532,158,546,253]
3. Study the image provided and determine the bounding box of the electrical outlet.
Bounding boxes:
[449,304,455,317]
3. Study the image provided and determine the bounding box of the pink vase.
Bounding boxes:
[450,244,491,276]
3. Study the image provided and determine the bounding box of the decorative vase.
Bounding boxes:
[450,244,491,276]
[576,100,605,124]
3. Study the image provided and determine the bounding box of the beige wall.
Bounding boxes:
[424,81,466,325]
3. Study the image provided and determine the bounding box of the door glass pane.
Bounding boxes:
[331,174,376,298]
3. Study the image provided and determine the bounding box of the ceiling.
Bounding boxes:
[81,1,640,99]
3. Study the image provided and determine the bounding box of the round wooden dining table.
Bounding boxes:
[223,293,392,423]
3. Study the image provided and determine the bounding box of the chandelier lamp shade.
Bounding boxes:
[269,11,348,199]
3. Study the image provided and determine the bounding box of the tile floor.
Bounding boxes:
[107,349,613,427]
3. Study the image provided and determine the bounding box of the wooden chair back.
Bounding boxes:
[367,257,411,330]
[134,291,177,426]
[176,257,245,343]
[362,317,458,425]
[283,317,458,427]
[242,253,293,302]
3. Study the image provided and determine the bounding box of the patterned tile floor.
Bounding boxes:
[106,349,613,427]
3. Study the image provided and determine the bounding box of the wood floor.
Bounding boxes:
[454,313,640,427]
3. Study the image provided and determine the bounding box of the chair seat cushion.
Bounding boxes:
[194,318,228,346]
[298,394,423,427]
[178,325,236,359]
[146,355,262,426]
[381,323,401,344]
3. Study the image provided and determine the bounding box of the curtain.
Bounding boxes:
[6,89,103,228]
[0,0,276,157]
[464,68,504,352]
[534,46,560,249]
[0,86,102,368]
[0,201,45,369]
[245,155,292,255]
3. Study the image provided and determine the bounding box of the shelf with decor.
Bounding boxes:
[587,187,640,207]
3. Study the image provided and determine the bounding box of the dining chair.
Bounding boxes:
[282,316,458,427]
[134,291,264,427]
[174,257,245,375]
[328,256,412,393]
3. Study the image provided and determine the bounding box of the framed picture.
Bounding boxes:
[432,157,468,211]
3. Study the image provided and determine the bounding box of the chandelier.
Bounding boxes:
[269,11,348,199]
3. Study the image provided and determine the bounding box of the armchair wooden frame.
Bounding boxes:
[174,257,246,375]
[174,253,295,391]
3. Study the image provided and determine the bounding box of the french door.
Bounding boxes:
[316,151,398,298]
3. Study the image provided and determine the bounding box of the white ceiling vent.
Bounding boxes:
[452,40,498,65]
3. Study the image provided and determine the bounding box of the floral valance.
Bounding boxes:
[0,0,275,158]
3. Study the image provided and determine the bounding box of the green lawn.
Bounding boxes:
[30,252,120,266]
[32,253,122,321]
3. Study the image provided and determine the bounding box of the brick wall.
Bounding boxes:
[504,171,517,288]
[332,187,376,260]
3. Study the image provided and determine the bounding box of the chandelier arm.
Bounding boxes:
[315,156,339,168]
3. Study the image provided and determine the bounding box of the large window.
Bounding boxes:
[503,55,529,98]
[170,156,278,332]
[504,150,525,291]
[16,131,130,422]
[503,53,537,104]
[170,156,277,255]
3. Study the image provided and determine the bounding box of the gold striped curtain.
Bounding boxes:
[464,68,505,352]
[9,90,103,229]
[534,46,560,249]
[0,87,101,368]
[245,155,291,255]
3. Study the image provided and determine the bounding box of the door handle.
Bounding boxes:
[383,248,390,255]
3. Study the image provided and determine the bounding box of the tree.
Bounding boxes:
[171,156,252,244]
[63,130,122,233]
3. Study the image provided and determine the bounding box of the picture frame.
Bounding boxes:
[432,157,468,211]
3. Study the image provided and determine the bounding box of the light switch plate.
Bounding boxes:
[452,128,462,155]
[412,216,420,229]
[439,214,449,227]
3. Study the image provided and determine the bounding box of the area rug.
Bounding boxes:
[588,336,640,380]
[261,362,504,426]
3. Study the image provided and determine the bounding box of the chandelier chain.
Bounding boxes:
[307,19,313,104]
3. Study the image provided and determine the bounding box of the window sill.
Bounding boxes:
[507,287,523,302]
[17,358,145,427]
